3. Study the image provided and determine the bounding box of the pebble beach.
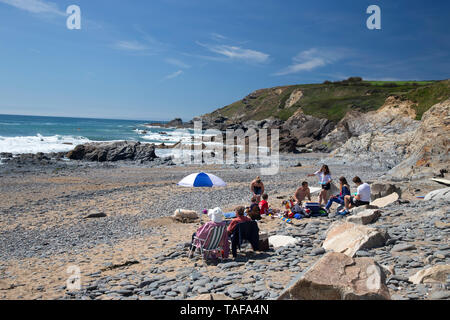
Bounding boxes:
[0,153,448,300]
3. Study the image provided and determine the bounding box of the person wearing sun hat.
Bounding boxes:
[189,207,230,259]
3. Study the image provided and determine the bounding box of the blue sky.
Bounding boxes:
[0,0,449,121]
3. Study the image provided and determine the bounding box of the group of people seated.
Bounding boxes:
[189,168,372,260]
[296,165,372,216]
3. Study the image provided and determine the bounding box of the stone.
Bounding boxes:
[391,243,416,253]
[322,222,389,257]
[188,293,232,300]
[269,235,299,249]
[278,252,390,300]
[311,248,326,256]
[350,205,380,215]
[370,193,399,208]
[66,141,158,162]
[429,291,450,300]
[409,265,450,284]
[370,182,402,201]
[172,209,199,223]
[424,188,450,202]
[347,209,382,225]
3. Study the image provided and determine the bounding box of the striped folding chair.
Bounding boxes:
[189,225,227,263]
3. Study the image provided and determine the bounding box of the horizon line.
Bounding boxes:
[0,113,172,123]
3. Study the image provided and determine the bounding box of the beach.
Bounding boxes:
[0,153,448,300]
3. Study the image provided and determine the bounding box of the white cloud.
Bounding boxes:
[165,58,191,69]
[210,33,228,41]
[275,48,347,76]
[0,0,65,16]
[197,42,269,64]
[114,40,148,52]
[164,70,183,80]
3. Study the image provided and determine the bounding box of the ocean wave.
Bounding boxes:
[0,135,92,154]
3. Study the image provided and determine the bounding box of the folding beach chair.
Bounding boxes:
[189,224,228,262]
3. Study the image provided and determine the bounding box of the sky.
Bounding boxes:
[0,0,449,121]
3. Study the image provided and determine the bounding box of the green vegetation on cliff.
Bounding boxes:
[205,78,449,123]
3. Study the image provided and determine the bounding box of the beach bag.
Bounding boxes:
[258,233,269,251]
[304,202,328,217]
[305,202,321,214]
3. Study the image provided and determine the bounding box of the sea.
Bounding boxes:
[0,114,198,157]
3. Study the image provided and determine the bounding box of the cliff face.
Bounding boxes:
[325,96,420,152]
[388,98,450,179]
[329,98,449,178]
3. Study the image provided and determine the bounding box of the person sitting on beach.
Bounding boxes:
[247,196,262,221]
[259,193,270,215]
[339,176,371,216]
[307,165,332,206]
[250,177,265,202]
[294,181,311,205]
[227,206,252,235]
[189,207,229,258]
[325,177,351,213]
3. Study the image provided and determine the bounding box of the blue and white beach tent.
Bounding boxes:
[177,172,227,188]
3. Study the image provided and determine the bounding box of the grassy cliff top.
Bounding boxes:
[204,78,449,123]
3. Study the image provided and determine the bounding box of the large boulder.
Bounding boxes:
[370,192,399,208]
[409,265,450,284]
[347,209,382,225]
[278,252,390,300]
[322,222,389,257]
[370,182,402,201]
[66,141,158,162]
[424,188,450,201]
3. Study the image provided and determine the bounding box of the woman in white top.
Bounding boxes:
[308,165,332,206]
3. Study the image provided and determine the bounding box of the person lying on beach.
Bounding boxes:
[189,207,230,258]
[339,176,371,216]
[250,177,265,202]
[325,177,351,213]
[228,206,252,235]
[294,181,311,204]
[259,193,270,215]
[307,165,332,206]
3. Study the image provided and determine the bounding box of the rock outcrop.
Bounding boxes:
[389,98,450,179]
[278,252,390,300]
[66,141,158,162]
[324,96,419,150]
[282,109,334,148]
